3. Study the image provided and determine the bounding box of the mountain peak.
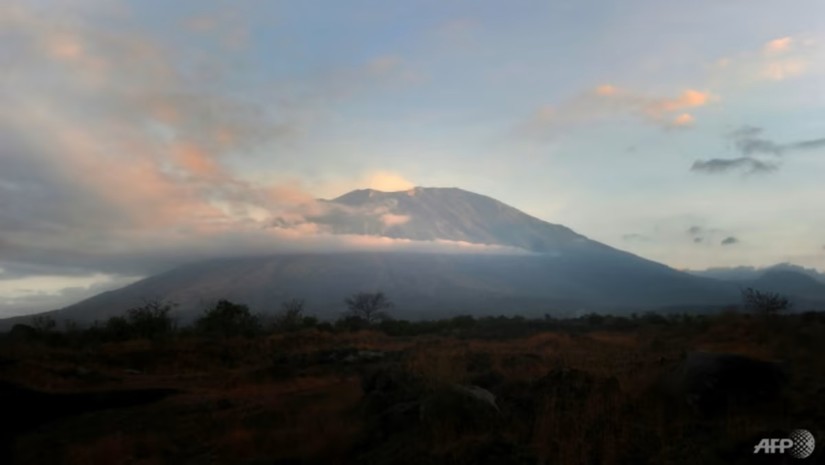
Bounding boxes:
[319,186,601,253]
[333,186,468,202]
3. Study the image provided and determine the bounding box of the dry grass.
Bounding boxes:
[4,312,824,464]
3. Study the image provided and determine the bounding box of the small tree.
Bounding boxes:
[126,299,177,340]
[196,299,261,338]
[344,292,392,325]
[104,316,132,341]
[30,314,57,333]
[273,298,307,332]
[741,287,791,316]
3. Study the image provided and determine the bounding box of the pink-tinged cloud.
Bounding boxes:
[595,84,619,96]
[525,85,715,133]
[1,1,323,248]
[711,35,820,84]
[171,142,224,179]
[366,171,416,191]
[656,89,711,111]
[761,59,808,81]
[380,214,411,227]
[671,113,695,127]
[764,37,793,55]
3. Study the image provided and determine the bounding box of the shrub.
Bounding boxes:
[196,299,262,338]
[104,316,132,341]
[272,298,309,332]
[30,314,57,333]
[126,300,177,340]
[741,287,791,316]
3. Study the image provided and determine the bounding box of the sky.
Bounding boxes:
[1,0,824,316]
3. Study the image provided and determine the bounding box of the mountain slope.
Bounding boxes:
[46,252,739,324]
[688,263,825,284]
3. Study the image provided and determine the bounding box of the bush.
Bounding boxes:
[336,315,369,332]
[104,316,132,341]
[741,287,791,316]
[126,300,177,340]
[196,299,262,338]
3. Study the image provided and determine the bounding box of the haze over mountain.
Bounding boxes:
[688,263,825,284]
[688,264,825,310]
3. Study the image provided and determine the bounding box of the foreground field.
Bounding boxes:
[2,312,824,464]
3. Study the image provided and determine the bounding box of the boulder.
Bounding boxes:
[456,384,499,412]
[667,352,788,415]
[419,384,501,435]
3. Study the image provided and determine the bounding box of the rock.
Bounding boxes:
[667,352,788,416]
[419,384,501,435]
[358,367,426,443]
[361,367,425,415]
[456,384,499,412]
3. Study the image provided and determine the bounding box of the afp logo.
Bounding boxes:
[754,429,816,459]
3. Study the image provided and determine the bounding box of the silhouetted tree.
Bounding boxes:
[126,299,177,340]
[104,316,132,341]
[273,298,307,332]
[30,315,56,333]
[196,299,261,338]
[344,292,392,324]
[741,287,791,316]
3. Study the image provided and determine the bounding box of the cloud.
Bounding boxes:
[690,157,778,174]
[680,226,739,247]
[380,214,412,227]
[761,59,809,81]
[670,113,695,127]
[0,274,142,318]
[685,225,730,245]
[1,3,306,231]
[365,172,416,191]
[691,126,825,175]
[788,138,825,150]
[712,35,820,83]
[2,2,435,300]
[0,261,100,281]
[181,6,253,50]
[524,85,715,134]
[763,37,793,55]
[595,84,619,96]
[721,236,739,246]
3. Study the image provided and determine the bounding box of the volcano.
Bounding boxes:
[3,187,755,324]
